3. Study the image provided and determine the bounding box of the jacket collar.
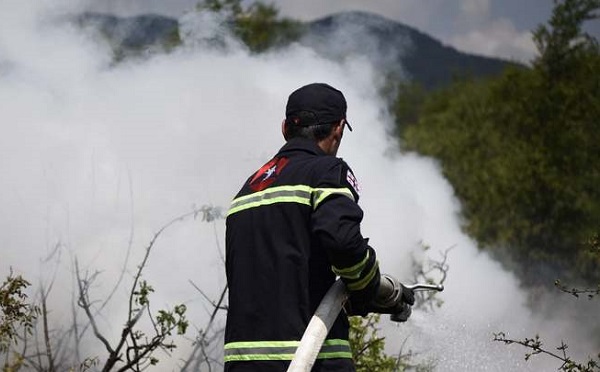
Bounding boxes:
[278,138,327,156]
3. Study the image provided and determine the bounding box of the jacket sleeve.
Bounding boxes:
[310,160,380,312]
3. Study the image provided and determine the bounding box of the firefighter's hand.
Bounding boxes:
[390,303,412,322]
[400,283,415,306]
[390,284,414,322]
[366,280,415,321]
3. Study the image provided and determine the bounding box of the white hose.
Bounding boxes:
[286,276,443,371]
[286,279,348,372]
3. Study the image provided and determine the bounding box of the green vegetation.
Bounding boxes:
[394,0,600,286]
[347,243,446,371]
[9,0,597,369]
[1,272,39,372]
[349,315,398,372]
[349,314,435,372]
[391,2,600,366]
[348,314,419,372]
[197,0,304,52]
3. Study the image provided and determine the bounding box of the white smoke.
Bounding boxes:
[0,1,596,371]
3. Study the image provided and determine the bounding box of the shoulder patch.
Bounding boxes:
[346,168,360,195]
[248,156,289,192]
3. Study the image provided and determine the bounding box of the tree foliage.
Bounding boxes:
[0,273,38,352]
[349,314,435,372]
[197,0,304,52]
[349,315,397,372]
[394,0,600,285]
[1,271,39,372]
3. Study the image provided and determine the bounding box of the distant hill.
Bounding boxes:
[75,12,180,56]
[75,11,522,89]
[301,12,522,90]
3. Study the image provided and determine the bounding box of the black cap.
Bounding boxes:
[285,83,352,131]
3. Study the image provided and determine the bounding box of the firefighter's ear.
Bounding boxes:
[333,119,344,140]
[282,120,289,141]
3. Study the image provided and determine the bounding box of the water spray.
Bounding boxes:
[287,276,444,372]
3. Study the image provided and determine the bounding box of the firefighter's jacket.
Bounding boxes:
[225,138,380,372]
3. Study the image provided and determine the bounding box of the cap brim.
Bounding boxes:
[345,120,353,132]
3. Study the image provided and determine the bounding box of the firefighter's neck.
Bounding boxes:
[318,122,344,156]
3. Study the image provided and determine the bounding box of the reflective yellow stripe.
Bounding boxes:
[225,354,296,362]
[317,351,353,359]
[347,260,379,291]
[224,352,353,362]
[223,339,352,362]
[231,185,313,205]
[332,250,370,280]
[228,196,311,216]
[312,188,355,209]
[227,185,313,216]
[227,185,355,217]
[225,339,350,349]
[322,339,350,346]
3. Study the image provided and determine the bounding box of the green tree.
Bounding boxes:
[1,271,38,372]
[349,315,397,372]
[533,0,600,79]
[395,0,600,286]
[197,0,304,52]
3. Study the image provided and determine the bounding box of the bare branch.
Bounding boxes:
[554,279,600,300]
[101,207,202,371]
[94,169,136,319]
[40,289,55,372]
[411,244,452,311]
[180,285,228,372]
[75,259,114,356]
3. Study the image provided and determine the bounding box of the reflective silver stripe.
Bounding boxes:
[224,339,352,362]
[228,185,355,217]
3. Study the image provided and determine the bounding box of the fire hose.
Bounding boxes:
[286,275,443,372]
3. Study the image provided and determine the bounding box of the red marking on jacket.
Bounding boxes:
[249,157,289,192]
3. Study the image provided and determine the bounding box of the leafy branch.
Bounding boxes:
[1,271,40,372]
[1,271,39,355]
[349,314,397,372]
[493,332,600,372]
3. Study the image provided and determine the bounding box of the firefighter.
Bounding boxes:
[225,83,415,371]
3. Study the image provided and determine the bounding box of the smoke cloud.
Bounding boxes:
[0,1,596,371]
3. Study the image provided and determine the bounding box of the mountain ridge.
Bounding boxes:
[75,10,523,89]
[301,11,522,89]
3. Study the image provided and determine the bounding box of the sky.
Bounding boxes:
[1,1,599,371]
[84,0,600,63]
